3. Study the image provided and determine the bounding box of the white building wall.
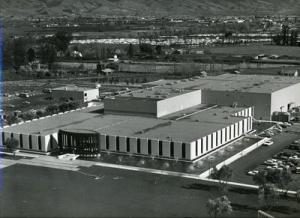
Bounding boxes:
[162,141,171,157]
[84,89,99,102]
[151,139,159,156]
[43,135,50,152]
[221,128,226,145]
[202,137,207,153]
[230,125,235,140]
[235,123,239,137]
[212,132,217,150]
[174,142,182,159]
[239,121,243,136]
[108,135,116,151]
[271,84,300,116]
[217,130,222,147]
[51,133,59,150]
[196,139,201,156]
[207,135,211,152]
[129,137,137,154]
[22,134,30,150]
[156,90,202,117]
[31,135,39,150]
[189,141,196,160]
[100,134,107,150]
[226,126,230,142]
[119,136,127,152]
[140,138,148,155]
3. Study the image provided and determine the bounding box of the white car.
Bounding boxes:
[247,170,259,176]
[263,140,274,146]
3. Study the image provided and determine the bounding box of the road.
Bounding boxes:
[229,124,300,185]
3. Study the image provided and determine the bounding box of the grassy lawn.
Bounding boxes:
[208,45,300,58]
[1,164,300,218]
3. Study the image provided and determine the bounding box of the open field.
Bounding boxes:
[1,163,300,218]
[208,45,300,58]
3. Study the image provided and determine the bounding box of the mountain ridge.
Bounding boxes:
[1,0,300,18]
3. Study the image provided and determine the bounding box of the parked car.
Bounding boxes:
[288,144,300,151]
[263,139,274,146]
[247,170,259,176]
[291,167,300,174]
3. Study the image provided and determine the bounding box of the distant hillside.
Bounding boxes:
[1,0,300,18]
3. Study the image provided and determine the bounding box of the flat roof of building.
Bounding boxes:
[120,85,198,100]
[145,74,300,94]
[4,105,246,143]
[52,86,97,92]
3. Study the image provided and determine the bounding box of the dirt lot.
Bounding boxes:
[208,45,300,58]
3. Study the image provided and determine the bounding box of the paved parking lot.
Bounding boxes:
[229,124,300,189]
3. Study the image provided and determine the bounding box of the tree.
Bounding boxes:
[258,184,279,210]
[21,111,36,121]
[127,43,134,58]
[206,195,233,218]
[139,43,153,55]
[290,30,298,46]
[6,115,21,125]
[40,44,57,69]
[5,138,19,157]
[268,168,292,193]
[46,104,59,114]
[155,45,162,55]
[13,38,26,70]
[59,102,70,112]
[27,48,36,63]
[3,37,14,69]
[211,165,233,193]
[253,169,291,210]
[253,168,292,195]
[52,31,73,52]
[36,110,45,118]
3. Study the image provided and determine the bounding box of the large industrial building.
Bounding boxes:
[2,73,300,161]
[1,105,253,161]
[139,74,300,120]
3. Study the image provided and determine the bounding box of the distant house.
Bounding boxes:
[101,68,114,76]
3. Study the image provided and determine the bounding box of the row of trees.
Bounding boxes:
[4,31,73,71]
[273,25,299,46]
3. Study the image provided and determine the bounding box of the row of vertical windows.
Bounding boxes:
[159,141,163,156]
[137,138,141,154]
[106,135,110,150]
[193,120,249,158]
[38,136,42,151]
[103,136,188,159]
[126,138,130,152]
[20,134,23,148]
[182,143,186,159]
[170,142,174,157]
[29,135,32,149]
[148,140,152,154]
[116,136,120,151]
